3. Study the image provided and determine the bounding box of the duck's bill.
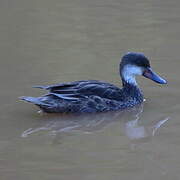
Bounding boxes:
[143,68,167,84]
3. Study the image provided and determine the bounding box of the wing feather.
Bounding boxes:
[33,80,122,101]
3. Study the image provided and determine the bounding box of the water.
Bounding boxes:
[0,0,179,179]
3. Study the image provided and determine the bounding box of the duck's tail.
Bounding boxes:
[19,96,58,113]
[20,96,40,104]
[19,96,46,106]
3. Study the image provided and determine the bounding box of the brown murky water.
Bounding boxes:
[0,0,180,179]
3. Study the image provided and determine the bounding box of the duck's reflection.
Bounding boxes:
[21,104,169,142]
[124,110,169,141]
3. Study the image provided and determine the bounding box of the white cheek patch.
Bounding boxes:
[122,65,143,85]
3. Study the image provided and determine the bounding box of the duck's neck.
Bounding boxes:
[122,79,144,104]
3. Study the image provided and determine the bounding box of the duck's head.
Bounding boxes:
[120,52,167,86]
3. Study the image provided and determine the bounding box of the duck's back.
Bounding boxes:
[21,80,132,113]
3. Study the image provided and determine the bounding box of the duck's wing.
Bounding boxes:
[34,80,123,101]
[33,80,88,91]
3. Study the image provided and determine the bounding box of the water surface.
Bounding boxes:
[0,0,180,179]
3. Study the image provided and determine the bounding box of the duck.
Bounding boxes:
[20,52,167,113]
